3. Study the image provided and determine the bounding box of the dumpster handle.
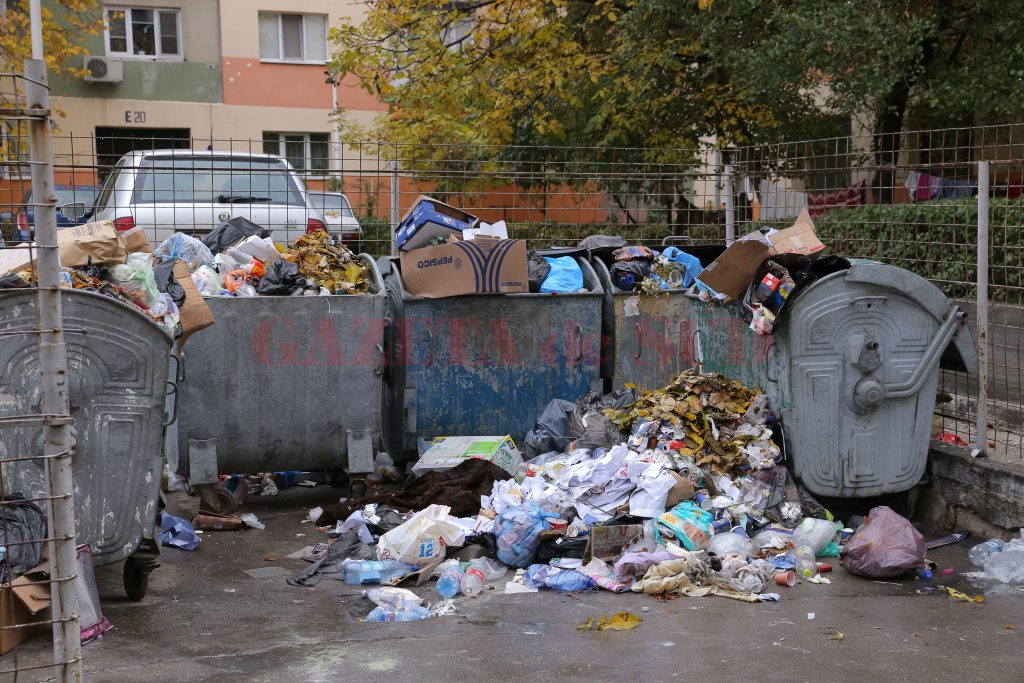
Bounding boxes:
[576,323,584,361]
[374,342,385,376]
[883,308,964,398]
[634,323,642,360]
[163,379,178,427]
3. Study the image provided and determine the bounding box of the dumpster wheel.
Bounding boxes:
[124,539,160,601]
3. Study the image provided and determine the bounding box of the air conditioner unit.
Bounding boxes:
[83,56,123,83]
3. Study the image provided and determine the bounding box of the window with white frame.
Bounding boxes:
[258,13,327,63]
[262,132,329,174]
[105,7,182,58]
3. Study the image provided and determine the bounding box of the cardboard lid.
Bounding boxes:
[10,564,52,615]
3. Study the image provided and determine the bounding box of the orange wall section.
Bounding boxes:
[221,58,387,111]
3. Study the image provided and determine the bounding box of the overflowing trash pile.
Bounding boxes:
[165,217,370,298]
[285,369,902,622]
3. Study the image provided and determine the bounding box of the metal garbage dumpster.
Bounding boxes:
[172,255,387,488]
[0,289,170,599]
[595,254,976,498]
[591,246,725,392]
[378,252,605,461]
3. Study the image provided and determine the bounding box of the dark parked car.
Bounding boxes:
[14,185,100,241]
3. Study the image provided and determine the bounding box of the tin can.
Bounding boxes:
[694,490,712,511]
[839,528,855,544]
[730,525,749,538]
[712,518,731,533]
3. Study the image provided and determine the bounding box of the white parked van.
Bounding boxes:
[88,149,327,245]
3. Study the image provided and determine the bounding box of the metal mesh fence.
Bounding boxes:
[2,124,1019,460]
[0,68,82,681]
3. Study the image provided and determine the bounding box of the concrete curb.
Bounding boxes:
[917,442,1024,539]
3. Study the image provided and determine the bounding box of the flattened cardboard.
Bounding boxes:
[399,236,528,298]
[122,227,154,254]
[0,562,52,655]
[172,261,215,342]
[696,209,825,300]
[412,435,523,478]
[583,524,647,563]
[0,219,127,274]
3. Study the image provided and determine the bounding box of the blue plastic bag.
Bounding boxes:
[156,232,214,273]
[496,502,557,567]
[660,246,703,288]
[654,501,714,551]
[160,511,201,551]
[524,564,595,592]
[540,256,584,293]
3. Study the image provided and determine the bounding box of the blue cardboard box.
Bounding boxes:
[395,195,478,252]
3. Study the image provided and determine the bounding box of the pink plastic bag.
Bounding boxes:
[839,506,924,578]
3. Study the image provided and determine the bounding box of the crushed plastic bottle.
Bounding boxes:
[365,602,432,622]
[460,568,485,597]
[795,545,817,578]
[362,587,423,609]
[983,549,1024,585]
[468,557,508,580]
[436,567,464,599]
[969,539,1005,568]
[343,559,416,585]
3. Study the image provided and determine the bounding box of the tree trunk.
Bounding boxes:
[871,80,910,205]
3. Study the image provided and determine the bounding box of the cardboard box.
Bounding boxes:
[122,227,154,254]
[0,562,52,655]
[396,195,478,252]
[695,209,825,301]
[583,524,655,563]
[172,261,215,342]
[411,435,523,478]
[399,236,528,298]
[0,220,128,275]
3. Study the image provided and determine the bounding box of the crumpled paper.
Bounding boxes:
[160,511,201,551]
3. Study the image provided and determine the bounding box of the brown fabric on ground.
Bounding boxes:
[316,459,509,526]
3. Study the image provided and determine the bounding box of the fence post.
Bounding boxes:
[390,160,399,256]
[723,164,735,244]
[25,55,82,680]
[975,161,989,457]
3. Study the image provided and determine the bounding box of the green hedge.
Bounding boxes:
[813,199,1024,299]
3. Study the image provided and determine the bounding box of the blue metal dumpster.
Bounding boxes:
[378,252,605,461]
[172,255,387,485]
[0,289,170,599]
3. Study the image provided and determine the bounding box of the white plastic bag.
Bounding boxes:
[376,504,466,567]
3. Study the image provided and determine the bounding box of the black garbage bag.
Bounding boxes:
[151,261,186,307]
[528,252,551,293]
[522,398,575,460]
[202,216,269,255]
[569,387,639,451]
[0,495,47,583]
[578,234,628,255]
[609,260,652,291]
[535,536,588,564]
[257,260,307,296]
[0,273,30,289]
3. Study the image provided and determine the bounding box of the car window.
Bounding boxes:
[95,160,127,210]
[132,156,306,206]
[310,193,355,218]
[54,188,98,206]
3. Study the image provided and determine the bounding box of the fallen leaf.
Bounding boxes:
[1005,624,1014,630]
[830,630,844,641]
[597,612,642,631]
[945,587,984,603]
[576,616,594,631]
[263,556,279,562]
[912,631,921,638]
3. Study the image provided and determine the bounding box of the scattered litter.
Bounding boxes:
[1005,624,1014,630]
[808,574,831,584]
[298,480,317,488]
[240,512,265,530]
[308,507,323,524]
[807,612,816,620]
[830,630,844,641]
[263,556,279,562]
[429,599,458,617]
[641,606,650,612]
[160,511,201,551]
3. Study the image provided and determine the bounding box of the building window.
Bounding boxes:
[262,132,329,174]
[105,7,182,59]
[258,13,327,63]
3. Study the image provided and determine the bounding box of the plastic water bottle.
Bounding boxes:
[460,568,486,597]
[365,603,431,622]
[969,539,1005,568]
[436,568,464,599]
[795,545,816,578]
[343,560,415,585]
[362,587,421,609]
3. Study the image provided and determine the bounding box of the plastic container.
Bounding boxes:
[469,557,508,580]
[969,539,1005,568]
[460,568,486,597]
[366,603,432,622]
[707,531,755,558]
[793,518,841,554]
[343,560,415,585]
[436,568,464,599]
[362,587,423,609]
[795,545,817,578]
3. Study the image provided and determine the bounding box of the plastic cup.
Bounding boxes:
[775,570,796,587]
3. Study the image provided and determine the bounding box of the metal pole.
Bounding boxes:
[712,149,722,208]
[975,161,989,457]
[724,164,735,244]
[390,160,399,256]
[25,56,82,681]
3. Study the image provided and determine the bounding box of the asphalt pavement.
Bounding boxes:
[3,486,1021,682]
